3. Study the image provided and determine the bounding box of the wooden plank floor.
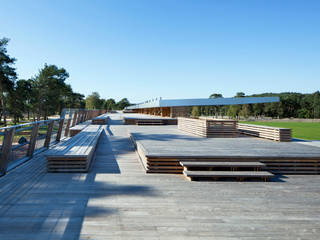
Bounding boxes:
[0,113,320,239]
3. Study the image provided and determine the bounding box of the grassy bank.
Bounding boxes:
[240,121,320,140]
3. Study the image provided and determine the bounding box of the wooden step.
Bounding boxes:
[180,161,265,168]
[136,120,164,125]
[183,170,274,181]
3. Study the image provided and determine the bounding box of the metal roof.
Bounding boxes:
[126,96,280,109]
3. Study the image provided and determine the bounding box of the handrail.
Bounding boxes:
[0,119,60,131]
[0,108,107,176]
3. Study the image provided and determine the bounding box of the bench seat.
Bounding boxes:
[183,170,273,181]
[180,161,265,168]
[136,120,164,125]
[69,120,91,137]
[92,114,108,125]
[46,125,103,172]
[237,123,291,142]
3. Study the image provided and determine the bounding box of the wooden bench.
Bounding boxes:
[183,170,273,182]
[46,125,103,172]
[178,118,238,138]
[69,121,91,137]
[92,114,108,125]
[180,161,265,171]
[237,123,292,142]
[136,120,164,125]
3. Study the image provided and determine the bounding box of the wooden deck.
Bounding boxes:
[129,126,320,174]
[1,113,320,239]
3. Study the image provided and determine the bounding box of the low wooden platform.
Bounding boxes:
[238,123,292,142]
[183,170,274,181]
[92,114,108,125]
[123,113,177,125]
[178,117,238,138]
[180,161,265,171]
[130,126,320,174]
[181,161,273,181]
[136,119,165,125]
[46,125,103,172]
[69,120,91,137]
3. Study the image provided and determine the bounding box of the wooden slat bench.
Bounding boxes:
[237,123,292,142]
[46,125,103,172]
[92,114,108,125]
[178,117,238,138]
[136,120,164,125]
[69,120,91,137]
[183,170,273,181]
[180,161,265,171]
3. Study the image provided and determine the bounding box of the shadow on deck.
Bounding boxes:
[0,128,157,240]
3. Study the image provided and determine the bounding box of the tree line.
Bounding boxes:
[0,38,86,125]
[192,91,320,119]
[84,92,130,111]
[0,37,131,126]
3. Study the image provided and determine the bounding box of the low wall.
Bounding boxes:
[178,117,238,138]
[237,123,292,142]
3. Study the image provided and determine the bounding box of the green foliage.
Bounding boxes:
[313,91,320,118]
[235,92,245,98]
[209,93,223,99]
[116,98,130,110]
[85,92,103,109]
[0,37,17,125]
[32,64,71,119]
[206,91,320,119]
[191,106,200,117]
[104,98,116,110]
[7,79,32,124]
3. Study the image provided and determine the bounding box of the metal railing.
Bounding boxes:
[0,108,106,176]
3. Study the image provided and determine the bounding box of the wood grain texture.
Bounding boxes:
[1,113,320,239]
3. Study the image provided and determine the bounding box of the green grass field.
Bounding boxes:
[240,121,320,140]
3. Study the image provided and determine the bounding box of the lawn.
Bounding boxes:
[240,121,320,140]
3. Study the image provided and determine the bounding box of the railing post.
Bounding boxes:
[76,111,81,124]
[64,118,71,137]
[56,119,64,142]
[81,111,85,123]
[83,111,87,121]
[44,121,54,148]
[27,123,40,157]
[72,111,78,127]
[0,128,15,175]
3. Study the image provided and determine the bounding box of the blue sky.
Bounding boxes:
[1,0,319,103]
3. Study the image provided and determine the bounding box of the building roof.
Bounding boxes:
[126,96,280,109]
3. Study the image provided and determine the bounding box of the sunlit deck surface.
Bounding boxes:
[129,126,320,158]
[1,113,320,239]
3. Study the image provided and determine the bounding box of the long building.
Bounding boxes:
[125,96,279,117]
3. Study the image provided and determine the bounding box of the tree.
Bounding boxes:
[235,92,245,98]
[209,93,223,99]
[227,105,240,119]
[65,92,85,109]
[313,91,320,118]
[7,79,32,123]
[85,92,103,109]
[209,93,223,116]
[33,64,69,120]
[191,106,200,118]
[116,98,130,110]
[104,98,116,110]
[0,38,17,126]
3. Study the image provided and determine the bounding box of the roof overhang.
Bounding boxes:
[126,97,280,109]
